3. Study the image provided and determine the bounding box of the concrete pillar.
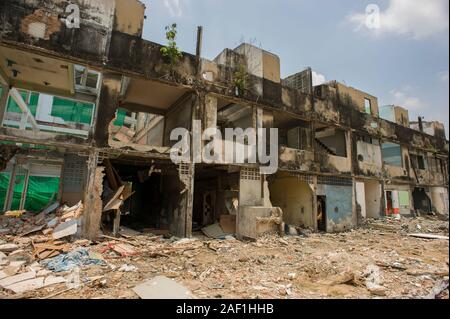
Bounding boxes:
[94,73,122,147]
[0,84,10,126]
[81,150,101,239]
[178,163,195,238]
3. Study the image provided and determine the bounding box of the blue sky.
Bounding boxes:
[140,0,449,137]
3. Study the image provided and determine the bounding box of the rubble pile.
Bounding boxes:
[0,211,449,299]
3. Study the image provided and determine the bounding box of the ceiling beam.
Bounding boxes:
[118,101,166,115]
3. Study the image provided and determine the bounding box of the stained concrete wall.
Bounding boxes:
[430,187,449,215]
[163,97,193,147]
[365,180,382,218]
[355,181,367,219]
[239,169,262,207]
[336,82,379,117]
[269,176,314,227]
[324,185,354,232]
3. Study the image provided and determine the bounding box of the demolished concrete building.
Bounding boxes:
[0,0,448,240]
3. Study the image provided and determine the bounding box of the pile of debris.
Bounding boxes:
[364,215,449,238]
[0,201,94,296]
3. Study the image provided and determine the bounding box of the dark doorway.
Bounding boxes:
[317,196,326,232]
[101,159,182,236]
[413,188,431,214]
[385,191,393,215]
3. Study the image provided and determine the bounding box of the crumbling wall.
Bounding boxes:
[0,0,115,62]
[279,148,315,172]
[430,187,449,215]
[269,175,314,227]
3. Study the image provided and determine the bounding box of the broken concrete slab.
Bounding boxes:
[52,220,78,240]
[133,276,193,299]
[5,277,44,294]
[201,223,227,239]
[0,270,36,288]
[42,202,60,215]
[47,217,59,228]
[21,224,45,236]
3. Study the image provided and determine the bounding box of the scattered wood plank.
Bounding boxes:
[99,234,137,246]
[103,185,125,212]
[104,159,119,190]
[408,233,449,240]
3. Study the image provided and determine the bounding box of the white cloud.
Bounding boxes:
[438,70,449,82]
[347,0,449,39]
[312,71,326,86]
[163,0,182,17]
[389,87,425,110]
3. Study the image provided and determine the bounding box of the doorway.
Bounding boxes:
[385,191,393,215]
[317,196,326,232]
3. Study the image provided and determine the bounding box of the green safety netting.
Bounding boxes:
[0,173,11,210]
[6,91,39,116]
[51,97,94,125]
[24,176,59,212]
[0,173,60,213]
[2,88,96,127]
[114,108,127,126]
[10,174,25,211]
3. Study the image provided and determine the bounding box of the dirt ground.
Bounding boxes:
[1,216,449,299]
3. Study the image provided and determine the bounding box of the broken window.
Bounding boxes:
[381,142,402,167]
[74,65,100,92]
[361,135,380,145]
[410,154,427,170]
[364,98,372,115]
[315,126,347,157]
[1,89,95,138]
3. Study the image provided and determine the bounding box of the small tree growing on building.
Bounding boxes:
[161,23,183,70]
[233,64,248,97]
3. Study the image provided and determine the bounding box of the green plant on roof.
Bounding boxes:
[233,64,248,96]
[161,23,183,69]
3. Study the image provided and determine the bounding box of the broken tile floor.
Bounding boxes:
[0,216,448,299]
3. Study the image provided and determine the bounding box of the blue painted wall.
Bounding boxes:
[325,185,353,232]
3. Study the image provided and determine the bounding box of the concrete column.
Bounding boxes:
[81,150,100,239]
[177,163,195,238]
[311,175,318,231]
[204,94,217,131]
[0,84,10,126]
[94,73,122,147]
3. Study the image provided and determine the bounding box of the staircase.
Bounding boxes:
[315,138,337,156]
